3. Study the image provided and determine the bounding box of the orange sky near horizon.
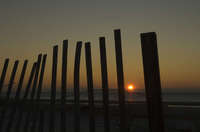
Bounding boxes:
[0,0,200,92]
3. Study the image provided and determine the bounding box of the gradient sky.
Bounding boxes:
[0,0,200,92]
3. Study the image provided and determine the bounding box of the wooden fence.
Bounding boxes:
[0,29,164,132]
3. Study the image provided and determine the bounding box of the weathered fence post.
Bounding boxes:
[37,54,47,132]
[6,61,19,99]
[114,29,127,132]
[50,46,58,132]
[0,59,9,95]
[0,60,19,131]
[6,60,28,132]
[99,37,110,132]
[61,40,68,132]
[14,60,28,99]
[31,54,47,132]
[24,54,42,132]
[74,41,82,132]
[140,32,164,132]
[36,54,47,102]
[22,62,37,99]
[30,54,42,99]
[85,42,95,132]
[15,62,37,132]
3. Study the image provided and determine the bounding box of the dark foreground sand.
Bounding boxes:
[0,101,200,132]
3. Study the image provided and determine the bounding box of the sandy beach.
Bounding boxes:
[0,100,200,132]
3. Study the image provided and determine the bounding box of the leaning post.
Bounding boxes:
[114,29,127,132]
[23,54,42,132]
[0,60,19,131]
[6,60,28,132]
[15,62,37,132]
[140,32,164,132]
[0,58,9,95]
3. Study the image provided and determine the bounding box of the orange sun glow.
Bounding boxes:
[127,84,135,92]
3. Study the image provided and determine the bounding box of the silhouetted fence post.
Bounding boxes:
[61,40,68,132]
[0,59,9,95]
[30,54,47,132]
[6,61,19,100]
[85,42,95,132]
[6,60,28,132]
[0,29,166,132]
[22,62,37,99]
[0,60,19,131]
[36,55,47,101]
[15,62,37,132]
[74,41,82,132]
[30,54,42,99]
[15,60,28,99]
[50,46,58,132]
[24,54,42,132]
[33,54,47,132]
[140,32,164,132]
[99,37,110,132]
[114,29,127,132]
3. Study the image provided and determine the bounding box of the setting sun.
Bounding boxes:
[127,84,135,92]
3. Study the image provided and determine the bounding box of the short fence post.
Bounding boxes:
[15,60,28,99]
[140,32,164,132]
[15,62,37,132]
[6,60,28,132]
[114,29,127,132]
[36,54,47,132]
[0,60,19,131]
[30,54,42,99]
[31,54,47,132]
[6,61,19,99]
[85,42,95,132]
[23,54,42,132]
[74,41,82,132]
[99,37,110,132]
[0,58,9,95]
[22,62,37,99]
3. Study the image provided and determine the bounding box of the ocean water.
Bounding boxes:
[1,88,200,103]
[36,89,200,103]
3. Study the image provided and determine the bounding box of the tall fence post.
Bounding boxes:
[140,32,164,132]
[114,29,127,132]
[6,60,28,132]
[0,60,19,131]
[74,41,82,132]
[50,45,58,132]
[85,42,95,132]
[99,37,110,132]
[15,62,37,132]
[61,40,68,132]
[0,59,9,95]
